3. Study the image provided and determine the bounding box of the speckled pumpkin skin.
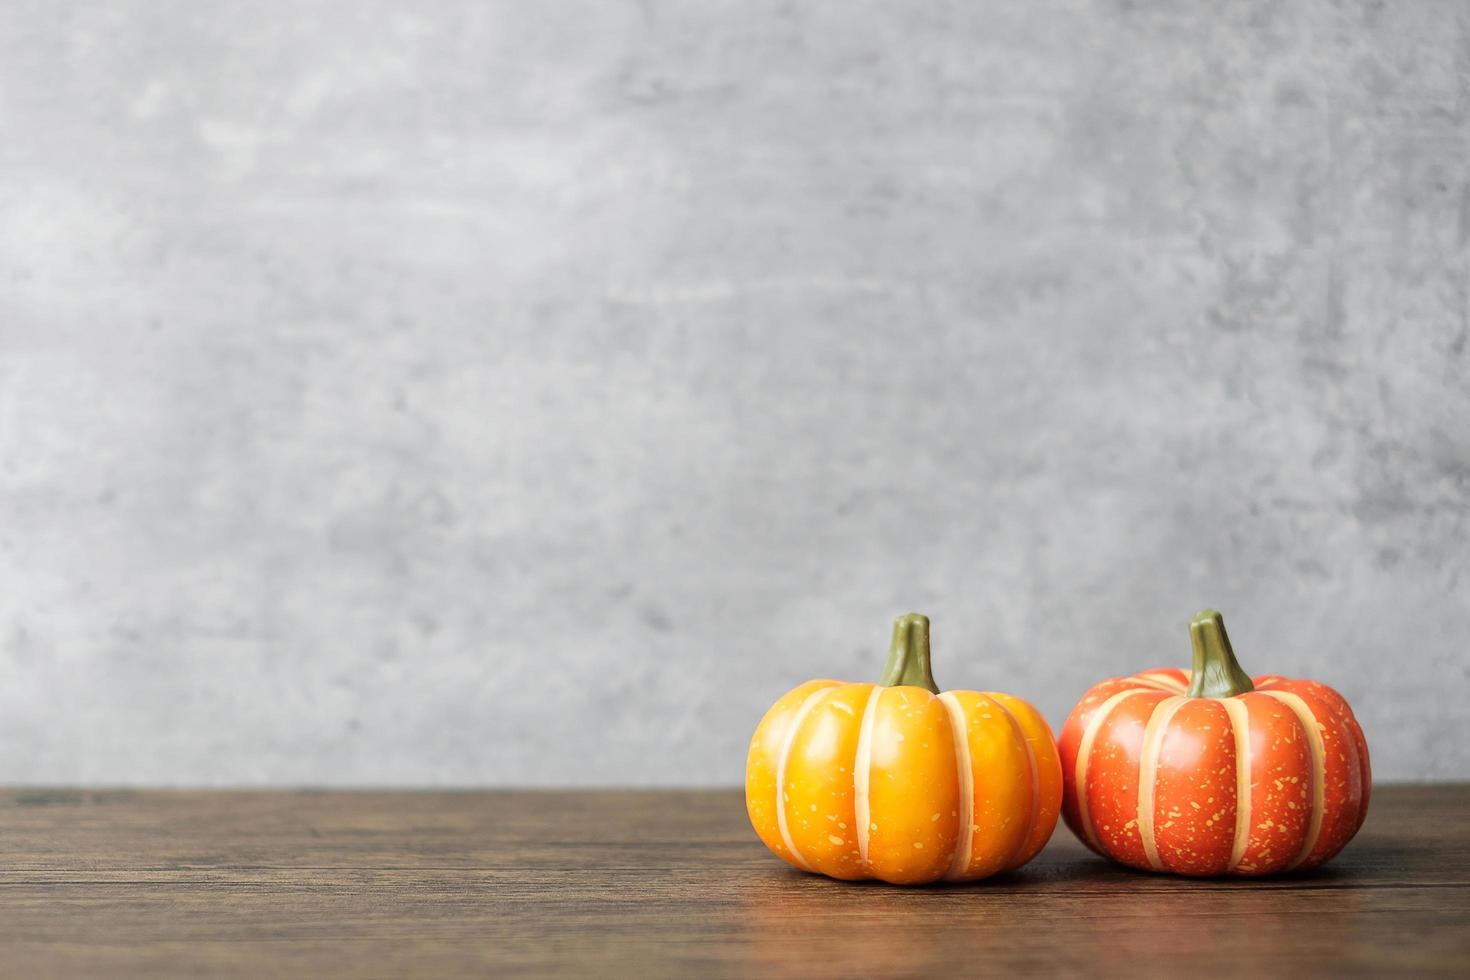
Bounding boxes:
[746,681,1061,885]
[1059,668,1371,876]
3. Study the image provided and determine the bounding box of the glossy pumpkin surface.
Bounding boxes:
[746,614,1061,884]
[1059,610,1371,876]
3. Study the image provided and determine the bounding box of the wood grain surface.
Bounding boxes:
[0,785,1466,977]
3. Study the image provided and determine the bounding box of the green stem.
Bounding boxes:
[1185,609,1255,698]
[877,613,939,693]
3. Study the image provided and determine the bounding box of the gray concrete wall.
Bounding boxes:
[1,1,1466,785]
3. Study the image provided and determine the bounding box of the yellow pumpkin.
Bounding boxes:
[746,613,1061,884]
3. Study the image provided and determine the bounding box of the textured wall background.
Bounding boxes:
[1,1,1467,785]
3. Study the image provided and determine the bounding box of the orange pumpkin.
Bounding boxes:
[746,613,1061,884]
[1059,609,1371,876]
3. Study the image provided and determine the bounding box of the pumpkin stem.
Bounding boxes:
[1185,609,1255,699]
[877,613,940,694]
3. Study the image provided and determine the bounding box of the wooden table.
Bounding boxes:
[2,785,1466,977]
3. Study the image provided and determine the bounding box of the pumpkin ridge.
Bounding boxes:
[937,692,975,880]
[1220,696,1252,872]
[991,693,1059,870]
[1133,671,1189,693]
[1136,695,1188,871]
[986,693,1041,872]
[1072,687,1154,853]
[774,686,834,872]
[852,684,880,874]
[1259,690,1328,870]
